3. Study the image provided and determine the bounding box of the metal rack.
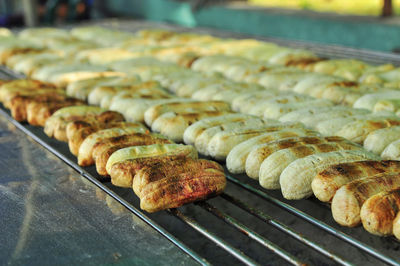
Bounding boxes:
[2,20,400,265]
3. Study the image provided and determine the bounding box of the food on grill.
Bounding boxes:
[77,125,148,166]
[133,158,226,212]
[279,106,347,123]
[132,157,222,196]
[92,133,172,176]
[393,212,400,240]
[151,110,232,142]
[207,122,306,161]
[363,126,400,154]
[143,100,231,127]
[5,22,400,225]
[312,160,400,202]
[66,76,132,100]
[226,128,319,174]
[258,140,363,189]
[360,189,400,236]
[353,91,400,110]
[248,136,351,180]
[374,98,400,114]
[44,105,109,141]
[183,113,257,145]
[335,117,400,144]
[107,144,198,187]
[194,118,277,156]
[280,150,379,200]
[8,92,67,121]
[297,107,370,128]
[111,98,191,123]
[262,99,334,119]
[245,94,315,117]
[231,90,280,112]
[67,120,140,156]
[332,173,400,227]
[89,80,168,106]
[315,114,375,136]
[26,98,85,126]
[381,139,400,160]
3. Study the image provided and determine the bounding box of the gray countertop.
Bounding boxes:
[0,114,197,266]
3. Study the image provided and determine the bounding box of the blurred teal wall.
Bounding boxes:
[103,0,400,52]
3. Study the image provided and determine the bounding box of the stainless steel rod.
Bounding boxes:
[197,201,305,266]
[226,174,399,266]
[169,208,260,266]
[220,193,352,266]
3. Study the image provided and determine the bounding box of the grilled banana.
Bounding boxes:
[107,144,198,187]
[298,108,370,128]
[139,167,226,213]
[194,118,276,156]
[44,105,107,141]
[183,113,259,145]
[364,126,400,154]
[259,140,363,189]
[151,110,232,142]
[246,94,314,117]
[144,100,231,127]
[393,212,400,240]
[280,150,379,200]
[312,160,400,202]
[360,189,400,236]
[26,98,85,126]
[336,117,400,144]
[381,139,400,160]
[332,173,400,227]
[226,128,319,174]
[93,133,172,176]
[132,157,223,197]
[67,121,142,156]
[207,122,305,160]
[106,143,197,175]
[262,99,333,119]
[77,125,148,166]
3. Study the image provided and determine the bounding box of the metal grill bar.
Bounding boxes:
[226,174,399,266]
[196,201,305,266]
[220,193,352,266]
[169,209,259,266]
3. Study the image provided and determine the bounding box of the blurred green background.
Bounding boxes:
[249,0,400,16]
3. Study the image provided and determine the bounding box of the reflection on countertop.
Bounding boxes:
[0,115,197,266]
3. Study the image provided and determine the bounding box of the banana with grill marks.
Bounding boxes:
[364,126,400,154]
[258,140,363,189]
[183,114,261,145]
[207,122,305,160]
[312,160,400,202]
[360,189,400,236]
[77,125,148,166]
[92,133,172,176]
[144,100,231,127]
[194,118,277,156]
[136,158,226,213]
[280,150,379,200]
[107,144,198,187]
[226,128,319,174]
[332,173,400,227]
[151,110,232,142]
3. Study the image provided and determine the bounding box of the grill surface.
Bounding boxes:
[2,19,400,265]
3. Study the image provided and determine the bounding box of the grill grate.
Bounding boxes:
[2,20,400,265]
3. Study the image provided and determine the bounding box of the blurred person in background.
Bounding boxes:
[0,0,93,27]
